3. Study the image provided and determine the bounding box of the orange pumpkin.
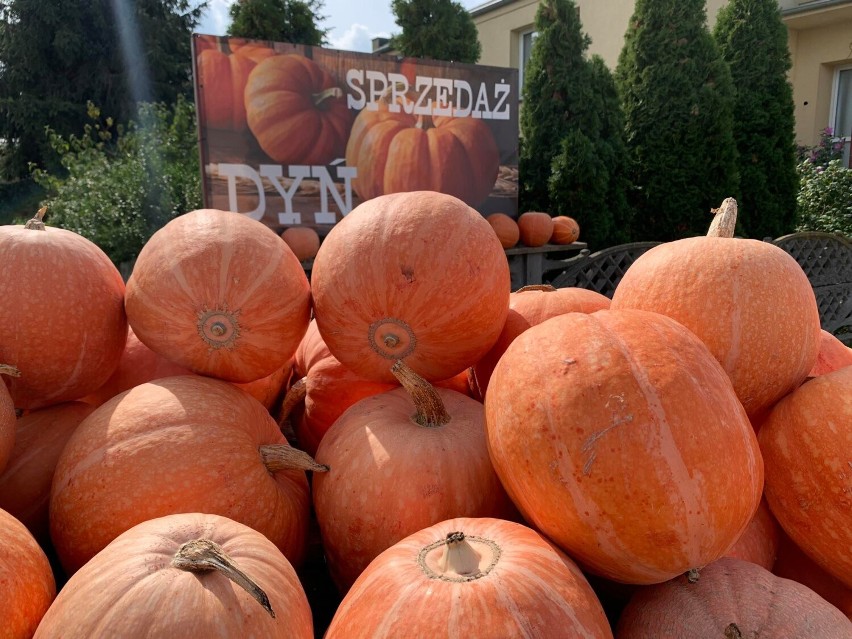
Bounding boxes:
[758,366,852,588]
[0,507,55,638]
[472,285,610,397]
[551,215,580,244]
[345,92,499,207]
[294,319,328,376]
[517,211,554,247]
[0,209,127,409]
[615,557,852,637]
[325,517,613,638]
[486,213,520,249]
[0,365,17,473]
[233,361,292,412]
[311,191,510,383]
[724,498,780,571]
[196,41,274,131]
[50,375,323,574]
[313,363,513,592]
[485,309,763,584]
[35,513,313,638]
[245,54,351,165]
[125,209,311,383]
[280,226,321,262]
[611,199,821,417]
[809,329,852,377]
[0,401,95,542]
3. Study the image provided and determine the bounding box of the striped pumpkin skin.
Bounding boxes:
[759,366,852,588]
[325,517,613,639]
[485,309,764,584]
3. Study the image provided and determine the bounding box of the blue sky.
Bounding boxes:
[197,0,485,53]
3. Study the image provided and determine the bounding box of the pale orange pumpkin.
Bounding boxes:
[0,364,17,473]
[724,498,780,571]
[34,513,313,638]
[0,209,127,409]
[125,209,311,383]
[809,329,852,377]
[616,557,852,637]
[0,401,95,542]
[280,226,321,262]
[294,319,328,376]
[245,54,352,165]
[0,507,55,638]
[313,362,513,593]
[325,517,613,638]
[50,375,324,574]
[233,361,292,411]
[517,211,554,247]
[611,199,821,417]
[551,215,580,244]
[759,366,852,588]
[485,309,763,584]
[345,92,499,207]
[487,213,520,249]
[311,191,510,383]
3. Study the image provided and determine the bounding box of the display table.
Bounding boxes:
[504,242,588,290]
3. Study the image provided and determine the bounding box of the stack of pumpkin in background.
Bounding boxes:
[0,191,851,638]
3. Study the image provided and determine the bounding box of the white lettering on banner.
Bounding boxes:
[216,163,358,225]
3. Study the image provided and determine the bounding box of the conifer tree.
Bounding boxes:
[390,0,480,63]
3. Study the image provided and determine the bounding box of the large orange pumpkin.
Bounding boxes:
[0,364,17,473]
[615,557,852,637]
[245,54,351,165]
[345,92,499,207]
[311,191,510,383]
[325,517,613,638]
[758,366,852,588]
[34,513,313,638]
[517,211,554,247]
[0,507,55,638]
[125,209,311,383]
[0,209,127,409]
[485,309,763,584]
[313,362,513,592]
[809,329,852,376]
[50,375,323,574]
[0,401,95,542]
[611,199,821,417]
[724,498,780,571]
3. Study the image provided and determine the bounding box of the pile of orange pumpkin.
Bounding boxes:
[1,192,851,638]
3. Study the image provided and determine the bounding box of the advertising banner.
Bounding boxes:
[191,34,519,233]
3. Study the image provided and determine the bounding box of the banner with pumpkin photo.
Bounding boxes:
[191,34,520,234]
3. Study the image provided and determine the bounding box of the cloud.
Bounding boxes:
[198,0,235,36]
[329,23,390,54]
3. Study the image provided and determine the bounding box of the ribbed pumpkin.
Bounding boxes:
[615,557,852,638]
[758,366,852,588]
[485,309,763,584]
[125,209,311,383]
[345,93,499,207]
[0,209,127,409]
[280,226,320,262]
[551,215,581,244]
[0,507,55,638]
[50,375,324,574]
[195,40,274,131]
[486,213,520,249]
[313,362,513,593]
[517,211,554,247]
[809,329,852,376]
[724,498,780,571]
[311,191,510,383]
[325,517,613,638]
[611,199,821,417]
[232,361,292,411]
[0,402,95,542]
[0,365,17,473]
[472,285,610,397]
[34,513,313,638]
[245,54,351,165]
[294,319,327,376]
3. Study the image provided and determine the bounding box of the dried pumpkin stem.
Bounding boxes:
[0,365,21,378]
[417,531,501,582]
[277,377,307,435]
[312,87,343,106]
[724,623,743,639]
[515,284,556,293]
[172,538,275,618]
[706,198,737,238]
[24,206,48,231]
[442,532,482,577]
[686,567,702,583]
[259,444,329,473]
[391,360,451,428]
[467,367,483,403]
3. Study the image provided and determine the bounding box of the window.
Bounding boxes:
[830,65,852,168]
[519,29,537,92]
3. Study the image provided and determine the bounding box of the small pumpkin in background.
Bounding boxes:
[724,498,780,571]
[809,329,852,376]
[551,215,580,244]
[281,226,321,262]
[34,513,314,639]
[245,54,352,165]
[517,211,553,247]
[486,213,520,249]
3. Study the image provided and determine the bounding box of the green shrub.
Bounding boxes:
[796,159,852,237]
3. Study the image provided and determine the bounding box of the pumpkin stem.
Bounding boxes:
[172,538,275,618]
[277,377,307,439]
[391,360,450,428]
[442,532,481,576]
[0,365,21,378]
[724,624,743,639]
[312,87,343,107]
[515,284,557,293]
[686,567,701,583]
[706,198,737,238]
[259,444,328,473]
[467,366,483,403]
[414,114,435,130]
[417,531,501,582]
[24,206,48,231]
